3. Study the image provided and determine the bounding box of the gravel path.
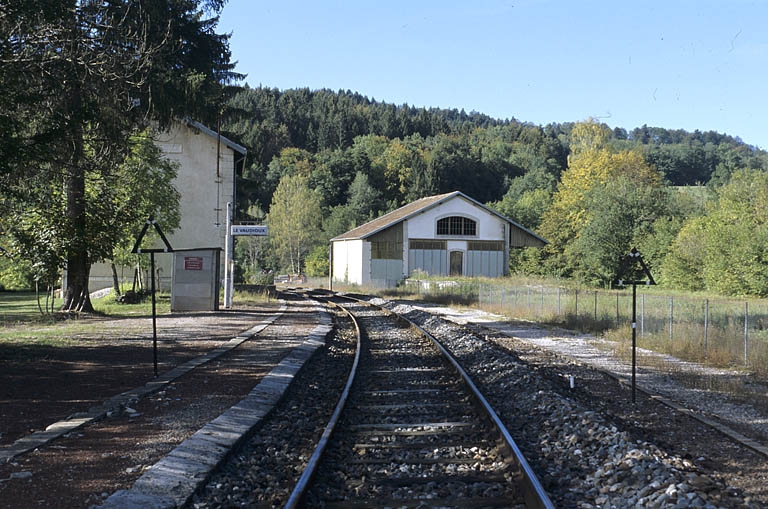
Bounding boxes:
[0,297,319,509]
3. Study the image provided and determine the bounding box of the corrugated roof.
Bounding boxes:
[331,191,548,246]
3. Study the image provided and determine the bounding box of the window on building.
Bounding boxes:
[437,216,476,236]
[371,241,402,260]
[468,240,504,251]
[410,239,446,250]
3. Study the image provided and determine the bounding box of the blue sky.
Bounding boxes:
[218,1,767,149]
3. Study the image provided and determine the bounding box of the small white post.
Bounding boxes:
[223,202,233,309]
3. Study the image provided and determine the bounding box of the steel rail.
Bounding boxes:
[397,308,554,508]
[345,294,554,509]
[289,292,553,509]
[284,297,362,509]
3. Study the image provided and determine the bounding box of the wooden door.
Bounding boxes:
[449,251,463,276]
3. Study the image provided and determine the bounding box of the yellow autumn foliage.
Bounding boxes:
[539,120,661,250]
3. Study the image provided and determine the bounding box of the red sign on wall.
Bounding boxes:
[184,256,204,271]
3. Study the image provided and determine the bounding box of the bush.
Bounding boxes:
[305,245,329,277]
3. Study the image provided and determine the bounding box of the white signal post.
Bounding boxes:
[224,202,233,309]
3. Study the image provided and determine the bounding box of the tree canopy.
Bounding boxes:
[0,0,238,310]
[223,90,768,295]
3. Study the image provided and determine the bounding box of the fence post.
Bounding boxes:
[541,287,544,317]
[704,298,709,356]
[527,286,531,311]
[669,296,674,341]
[641,293,645,338]
[594,291,598,322]
[745,301,749,367]
[615,292,620,326]
[557,287,561,315]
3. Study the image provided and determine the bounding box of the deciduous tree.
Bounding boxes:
[537,120,663,281]
[663,169,768,296]
[0,0,237,311]
[267,173,323,274]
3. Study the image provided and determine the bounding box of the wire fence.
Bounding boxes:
[406,279,768,374]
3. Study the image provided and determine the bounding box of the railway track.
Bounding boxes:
[287,295,552,508]
[7,289,754,507]
[190,291,760,506]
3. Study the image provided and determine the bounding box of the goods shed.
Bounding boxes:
[330,191,547,287]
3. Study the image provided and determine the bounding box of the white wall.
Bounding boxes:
[406,197,506,241]
[89,121,238,292]
[332,239,364,285]
[155,122,235,253]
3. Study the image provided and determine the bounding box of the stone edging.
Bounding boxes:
[99,303,333,508]
[0,303,287,464]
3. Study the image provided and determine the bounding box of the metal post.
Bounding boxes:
[704,298,709,356]
[641,293,645,338]
[745,302,749,366]
[594,290,598,322]
[328,241,333,291]
[150,252,158,378]
[557,287,561,315]
[631,283,637,403]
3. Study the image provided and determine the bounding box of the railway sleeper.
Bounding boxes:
[352,440,492,449]
[345,421,481,431]
[321,496,522,509]
[347,457,500,465]
[353,401,471,412]
[359,387,462,396]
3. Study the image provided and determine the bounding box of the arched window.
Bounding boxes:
[437,216,476,236]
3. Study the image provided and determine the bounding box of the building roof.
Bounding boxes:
[186,119,247,155]
[331,191,548,246]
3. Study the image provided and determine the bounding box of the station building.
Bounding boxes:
[330,191,548,288]
[86,119,247,294]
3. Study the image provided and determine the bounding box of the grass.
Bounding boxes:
[0,291,55,323]
[231,288,275,305]
[0,289,171,344]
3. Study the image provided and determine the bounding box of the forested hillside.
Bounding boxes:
[224,86,768,297]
